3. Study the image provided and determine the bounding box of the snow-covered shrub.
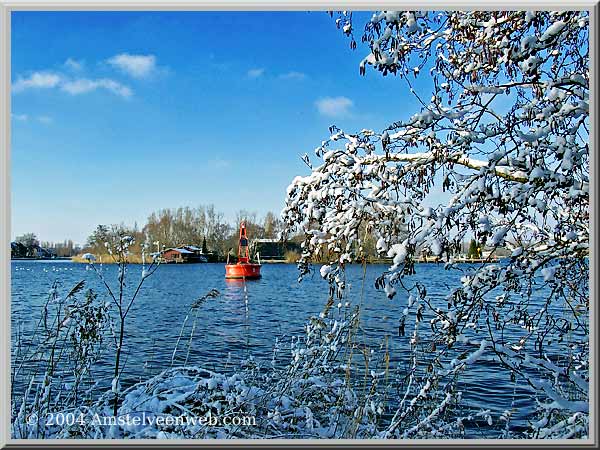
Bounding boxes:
[12,281,112,439]
[283,10,589,439]
[84,233,160,416]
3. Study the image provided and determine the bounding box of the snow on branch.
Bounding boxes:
[283,9,589,439]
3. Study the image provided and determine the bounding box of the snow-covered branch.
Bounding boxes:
[283,10,589,439]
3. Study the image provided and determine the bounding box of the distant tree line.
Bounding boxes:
[13,211,512,263]
[11,233,82,259]
[82,205,288,261]
[41,240,81,257]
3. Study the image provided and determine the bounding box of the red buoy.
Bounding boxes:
[225,222,262,280]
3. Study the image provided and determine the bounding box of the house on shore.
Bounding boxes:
[160,246,208,263]
[11,242,55,259]
[252,239,301,262]
[161,248,195,263]
[183,245,209,262]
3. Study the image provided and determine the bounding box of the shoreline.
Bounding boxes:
[12,257,506,265]
[11,257,72,261]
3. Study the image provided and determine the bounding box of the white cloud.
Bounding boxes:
[38,116,53,124]
[64,58,84,71]
[107,53,157,79]
[11,113,53,124]
[12,69,131,99]
[280,71,306,80]
[60,78,132,98]
[11,113,28,121]
[12,72,61,93]
[315,96,353,118]
[247,68,265,78]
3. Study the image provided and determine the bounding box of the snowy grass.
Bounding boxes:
[72,254,148,264]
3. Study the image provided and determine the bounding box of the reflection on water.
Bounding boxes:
[223,278,252,356]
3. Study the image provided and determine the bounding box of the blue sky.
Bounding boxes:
[11,11,430,244]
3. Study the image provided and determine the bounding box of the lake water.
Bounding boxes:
[10,259,569,435]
